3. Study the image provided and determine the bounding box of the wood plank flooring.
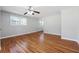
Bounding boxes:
[1,31,79,53]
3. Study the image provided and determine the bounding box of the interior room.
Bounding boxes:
[0,6,79,53]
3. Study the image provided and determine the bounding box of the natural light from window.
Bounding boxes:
[10,16,27,25]
[39,20,44,26]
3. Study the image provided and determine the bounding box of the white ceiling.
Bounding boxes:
[1,6,78,18]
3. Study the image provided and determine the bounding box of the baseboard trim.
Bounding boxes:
[44,32,61,36]
[61,37,79,44]
[0,31,42,39]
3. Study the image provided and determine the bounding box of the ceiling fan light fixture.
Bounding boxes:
[24,6,40,15]
[28,11,33,15]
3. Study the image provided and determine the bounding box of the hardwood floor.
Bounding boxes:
[1,31,79,53]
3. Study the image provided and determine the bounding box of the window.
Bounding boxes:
[10,16,27,25]
[39,20,44,26]
[20,18,27,25]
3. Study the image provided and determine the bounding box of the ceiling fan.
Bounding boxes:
[24,6,40,15]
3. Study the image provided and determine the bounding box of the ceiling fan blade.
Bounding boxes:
[24,12,28,15]
[33,11,40,14]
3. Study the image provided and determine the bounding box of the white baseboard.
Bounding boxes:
[0,33,26,39]
[0,30,41,39]
[61,36,79,44]
[0,38,2,40]
[44,32,61,36]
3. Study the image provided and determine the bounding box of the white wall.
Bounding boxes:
[61,7,79,42]
[0,7,2,38]
[1,11,42,39]
[41,12,61,35]
[0,7,1,50]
